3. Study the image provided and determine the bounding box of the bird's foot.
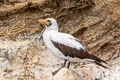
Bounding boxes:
[52,59,68,75]
[52,67,64,75]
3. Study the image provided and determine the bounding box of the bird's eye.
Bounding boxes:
[47,20,51,26]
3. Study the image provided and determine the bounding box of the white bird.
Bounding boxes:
[38,18,107,75]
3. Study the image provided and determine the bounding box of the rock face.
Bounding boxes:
[0,0,120,80]
[51,68,79,80]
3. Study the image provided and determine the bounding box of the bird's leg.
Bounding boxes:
[62,59,67,67]
[52,59,67,75]
[67,62,71,68]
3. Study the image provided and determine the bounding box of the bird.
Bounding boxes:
[38,18,108,75]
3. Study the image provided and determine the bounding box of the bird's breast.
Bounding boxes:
[42,30,66,60]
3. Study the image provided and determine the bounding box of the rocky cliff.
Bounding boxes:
[0,0,120,80]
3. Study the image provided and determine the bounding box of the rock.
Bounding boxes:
[0,0,120,80]
[52,68,79,80]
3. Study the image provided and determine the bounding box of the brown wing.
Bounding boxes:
[52,41,107,64]
[52,41,87,58]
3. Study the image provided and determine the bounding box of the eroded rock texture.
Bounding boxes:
[0,0,120,80]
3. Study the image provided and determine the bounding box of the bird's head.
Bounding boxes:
[38,18,58,31]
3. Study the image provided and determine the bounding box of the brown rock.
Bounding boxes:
[0,0,120,80]
[52,68,79,80]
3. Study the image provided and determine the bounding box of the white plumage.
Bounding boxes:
[42,18,85,60]
[43,29,85,60]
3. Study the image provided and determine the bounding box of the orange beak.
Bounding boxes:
[38,19,49,25]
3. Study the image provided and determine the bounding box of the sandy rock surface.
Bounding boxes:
[0,0,120,80]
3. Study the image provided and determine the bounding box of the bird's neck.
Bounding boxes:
[45,26,58,32]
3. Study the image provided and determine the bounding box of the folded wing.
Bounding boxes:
[51,32,107,68]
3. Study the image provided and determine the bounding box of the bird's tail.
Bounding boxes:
[94,61,108,68]
[87,52,108,68]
